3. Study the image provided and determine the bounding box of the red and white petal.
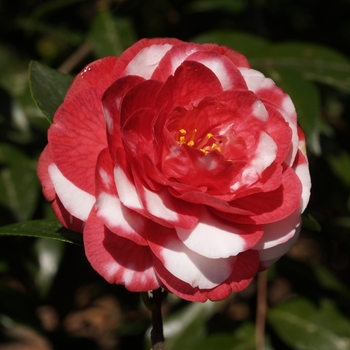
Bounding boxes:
[114,165,144,212]
[202,43,251,68]
[37,146,55,202]
[65,57,119,101]
[155,60,223,113]
[95,149,148,246]
[49,88,107,195]
[84,208,160,291]
[293,149,311,213]
[121,43,173,79]
[147,227,236,289]
[48,164,95,222]
[112,38,183,78]
[136,183,199,229]
[231,131,277,190]
[176,208,263,259]
[152,248,259,302]
[51,197,84,233]
[222,165,303,224]
[185,50,247,91]
[151,42,203,81]
[253,207,301,250]
[102,75,145,137]
[258,223,301,268]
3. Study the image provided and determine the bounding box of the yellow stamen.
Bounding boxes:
[187,140,194,146]
[179,129,186,135]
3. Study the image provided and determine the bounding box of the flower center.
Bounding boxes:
[176,128,223,154]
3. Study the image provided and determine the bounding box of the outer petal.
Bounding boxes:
[176,208,263,259]
[51,197,85,233]
[293,149,311,212]
[239,67,298,166]
[121,43,173,79]
[202,43,251,68]
[49,88,107,195]
[48,164,95,222]
[84,208,160,291]
[152,249,259,302]
[65,57,120,101]
[216,165,303,224]
[185,50,247,90]
[147,226,236,290]
[253,207,301,250]
[258,224,301,269]
[112,38,184,78]
[37,145,55,202]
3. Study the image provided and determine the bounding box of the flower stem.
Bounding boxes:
[256,270,267,350]
[150,288,165,350]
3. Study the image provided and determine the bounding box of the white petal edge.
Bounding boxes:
[96,192,146,238]
[253,208,301,250]
[294,162,311,213]
[239,67,274,92]
[48,163,95,221]
[230,131,277,190]
[239,67,299,166]
[259,224,301,268]
[143,187,179,222]
[250,131,277,174]
[114,166,144,211]
[159,235,236,289]
[194,57,233,90]
[176,209,246,259]
[122,44,173,79]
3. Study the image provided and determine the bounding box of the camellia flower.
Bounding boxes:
[38,38,311,302]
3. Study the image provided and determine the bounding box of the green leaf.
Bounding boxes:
[268,298,350,350]
[250,42,350,93]
[0,144,39,221]
[265,68,322,154]
[90,9,137,58]
[192,30,268,56]
[29,61,73,123]
[0,219,83,246]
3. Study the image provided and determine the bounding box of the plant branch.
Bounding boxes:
[256,270,267,350]
[150,288,165,350]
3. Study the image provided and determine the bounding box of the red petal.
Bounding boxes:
[213,165,302,224]
[65,57,119,101]
[265,105,293,164]
[202,43,251,68]
[95,148,149,246]
[51,197,84,233]
[37,146,55,201]
[49,87,107,195]
[110,38,184,78]
[84,208,160,291]
[151,249,259,302]
[120,80,163,127]
[155,60,223,113]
